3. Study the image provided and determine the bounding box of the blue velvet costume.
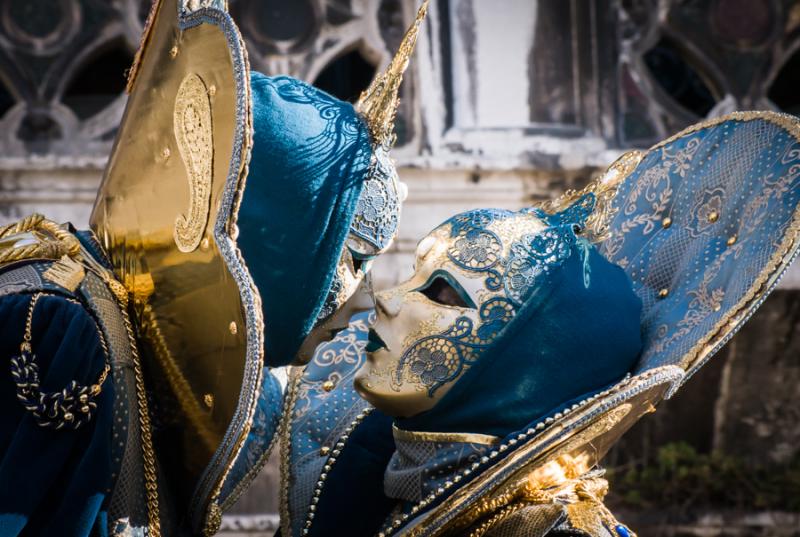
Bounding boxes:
[0,231,144,536]
[238,73,372,367]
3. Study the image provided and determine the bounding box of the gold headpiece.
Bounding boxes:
[539,150,644,243]
[355,0,429,147]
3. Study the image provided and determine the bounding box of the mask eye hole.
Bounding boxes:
[416,273,476,309]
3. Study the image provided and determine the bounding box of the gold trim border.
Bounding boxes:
[393,425,501,447]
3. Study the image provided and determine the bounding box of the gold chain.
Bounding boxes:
[119,298,162,537]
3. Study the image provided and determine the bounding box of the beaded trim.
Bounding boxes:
[301,407,374,536]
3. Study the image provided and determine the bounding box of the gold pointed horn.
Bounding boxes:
[356,0,429,147]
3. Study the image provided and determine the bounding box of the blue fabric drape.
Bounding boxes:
[0,293,113,537]
[238,73,372,367]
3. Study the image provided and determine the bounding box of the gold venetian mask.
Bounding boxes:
[354,207,581,417]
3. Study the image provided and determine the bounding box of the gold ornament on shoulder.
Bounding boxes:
[173,73,214,253]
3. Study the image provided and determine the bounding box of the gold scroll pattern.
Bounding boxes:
[173,73,214,253]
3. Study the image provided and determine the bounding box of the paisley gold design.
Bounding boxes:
[173,73,214,253]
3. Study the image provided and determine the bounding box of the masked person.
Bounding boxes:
[0,0,424,534]
[279,111,800,536]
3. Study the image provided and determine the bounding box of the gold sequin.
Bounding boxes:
[662,217,672,229]
[229,321,238,335]
[322,380,335,392]
[727,235,737,246]
[319,446,330,456]
[707,211,719,223]
[203,394,214,409]
[658,288,669,299]
[169,45,179,59]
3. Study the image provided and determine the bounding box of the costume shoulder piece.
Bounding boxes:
[381,112,800,536]
[0,215,159,535]
[90,0,261,533]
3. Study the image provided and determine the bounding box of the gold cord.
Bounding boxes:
[0,214,81,264]
[120,298,162,536]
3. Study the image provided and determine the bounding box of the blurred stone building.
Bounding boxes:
[0,0,798,535]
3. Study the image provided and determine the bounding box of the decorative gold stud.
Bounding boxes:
[161,147,171,159]
[208,85,216,97]
[319,446,330,456]
[229,321,238,335]
[322,380,335,392]
[707,211,719,223]
[169,45,179,59]
[713,304,722,312]
[81,405,91,413]
[204,393,214,409]
[79,394,88,404]
[64,412,74,421]
[661,217,672,229]
[658,288,669,299]
[727,235,737,246]
[200,237,210,251]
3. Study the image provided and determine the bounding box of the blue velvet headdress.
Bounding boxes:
[237,74,373,367]
[237,1,429,367]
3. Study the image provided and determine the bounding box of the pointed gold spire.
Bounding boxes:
[356,0,429,147]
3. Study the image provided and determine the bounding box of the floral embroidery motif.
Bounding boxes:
[687,187,725,237]
[350,147,401,253]
[600,116,800,375]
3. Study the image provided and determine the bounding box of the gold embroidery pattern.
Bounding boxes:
[540,150,644,244]
[174,73,214,253]
[279,369,303,537]
[603,111,800,375]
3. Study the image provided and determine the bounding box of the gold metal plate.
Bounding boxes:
[90,0,258,530]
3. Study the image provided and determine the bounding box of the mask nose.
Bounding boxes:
[375,289,402,318]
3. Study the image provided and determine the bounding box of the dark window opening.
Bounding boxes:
[232,0,316,46]
[644,37,718,117]
[18,110,61,149]
[768,49,800,116]
[0,78,16,119]
[62,41,132,120]
[313,49,376,103]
